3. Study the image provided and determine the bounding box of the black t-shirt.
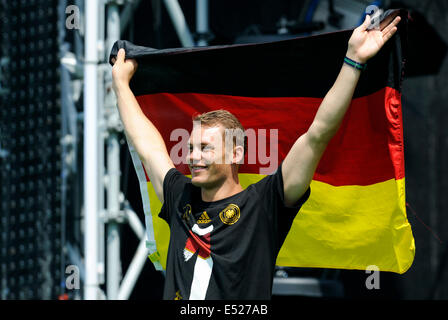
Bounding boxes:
[159,164,310,300]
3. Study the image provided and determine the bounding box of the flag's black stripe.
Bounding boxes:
[110,10,407,99]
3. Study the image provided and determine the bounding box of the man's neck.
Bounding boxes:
[201,180,244,202]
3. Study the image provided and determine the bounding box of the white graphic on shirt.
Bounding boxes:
[183,223,213,300]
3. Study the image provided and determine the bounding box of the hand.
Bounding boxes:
[111,48,138,90]
[346,14,401,64]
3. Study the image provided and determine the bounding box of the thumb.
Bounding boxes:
[360,14,371,31]
[116,48,125,62]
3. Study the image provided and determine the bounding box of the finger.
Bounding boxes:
[360,14,371,31]
[116,48,125,63]
[382,16,400,37]
[381,20,395,36]
[383,26,398,43]
[385,16,401,30]
[392,16,401,26]
[380,14,401,31]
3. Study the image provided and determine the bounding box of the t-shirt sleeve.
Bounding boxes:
[252,162,311,250]
[158,168,190,224]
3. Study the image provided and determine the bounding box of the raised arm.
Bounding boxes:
[112,48,174,203]
[282,14,401,206]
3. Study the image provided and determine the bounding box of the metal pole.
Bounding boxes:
[107,2,121,60]
[117,237,148,300]
[196,0,209,46]
[105,1,122,300]
[125,207,146,238]
[117,208,147,300]
[163,0,195,47]
[83,0,100,300]
[106,133,121,299]
[97,0,107,289]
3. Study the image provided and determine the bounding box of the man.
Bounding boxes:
[111,14,401,299]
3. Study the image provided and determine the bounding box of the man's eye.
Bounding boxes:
[202,145,212,151]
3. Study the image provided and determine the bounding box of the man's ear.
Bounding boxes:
[233,145,245,165]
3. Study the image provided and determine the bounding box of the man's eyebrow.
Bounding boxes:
[187,142,212,147]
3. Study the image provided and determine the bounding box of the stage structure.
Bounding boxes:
[0,0,63,299]
[81,0,210,299]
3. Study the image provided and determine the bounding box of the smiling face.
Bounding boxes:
[187,110,246,189]
[187,124,231,188]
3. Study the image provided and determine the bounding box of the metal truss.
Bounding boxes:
[59,0,210,300]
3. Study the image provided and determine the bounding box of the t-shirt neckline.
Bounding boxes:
[195,187,247,209]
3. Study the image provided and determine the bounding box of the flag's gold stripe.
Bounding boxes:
[276,177,414,273]
[146,175,414,273]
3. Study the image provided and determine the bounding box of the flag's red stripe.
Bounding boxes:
[136,87,404,186]
[141,163,150,181]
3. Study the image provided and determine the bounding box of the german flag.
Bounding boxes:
[110,10,415,274]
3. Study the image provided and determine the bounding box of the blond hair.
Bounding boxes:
[192,109,247,155]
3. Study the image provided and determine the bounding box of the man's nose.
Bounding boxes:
[188,146,201,164]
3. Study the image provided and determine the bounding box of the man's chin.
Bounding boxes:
[191,173,218,188]
[191,175,206,187]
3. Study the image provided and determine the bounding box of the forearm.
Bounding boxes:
[307,61,361,145]
[114,83,169,159]
[111,48,174,201]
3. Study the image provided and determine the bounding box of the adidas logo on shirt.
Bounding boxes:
[197,211,211,224]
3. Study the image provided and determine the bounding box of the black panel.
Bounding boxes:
[0,0,62,300]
